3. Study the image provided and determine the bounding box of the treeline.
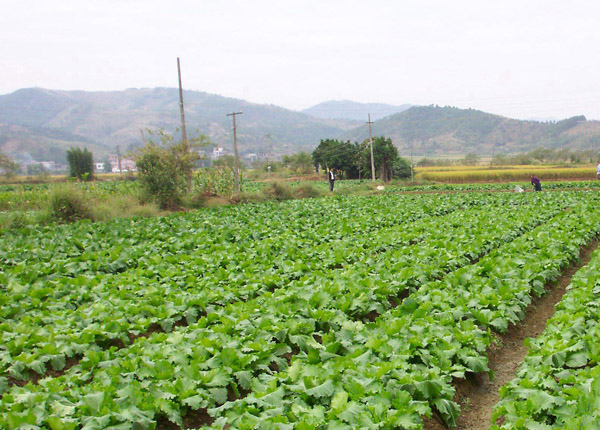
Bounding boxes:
[311,137,411,181]
[417,147,600,167]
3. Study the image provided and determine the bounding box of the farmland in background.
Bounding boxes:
[416,165,597,183]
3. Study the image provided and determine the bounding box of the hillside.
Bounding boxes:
[2,89,599,164]
[302,100,412,121]
[342,105,599,156]
[0,123,109,164]
[0,88,357,163]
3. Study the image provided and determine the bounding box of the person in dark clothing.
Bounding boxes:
[328,168,335,191]
[530,174,542,191]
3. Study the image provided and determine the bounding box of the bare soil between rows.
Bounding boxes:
[424,238,599,430]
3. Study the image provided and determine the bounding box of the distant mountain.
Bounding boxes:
[0,88,358,163]
[342,105,599,156]
[0,123,110,164]
[302,100,412,122]
[2,89,599,164]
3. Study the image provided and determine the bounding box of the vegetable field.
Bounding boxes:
[2,190,600,429]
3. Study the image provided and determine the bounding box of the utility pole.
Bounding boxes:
[177,57,188,148]
[490,146,495,168]
[227,111,243,192]
[367,114,376,181]
[410,141,414,184]
[117,145,122,176]
[177,57,191,189]
[266,133,272,180]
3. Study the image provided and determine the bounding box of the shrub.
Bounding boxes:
[262,181,294,201]
[136,130,207,210]
[92,195,160,221]
[294,184,323,199]
[193,166,237,198]
[47,185,92,223]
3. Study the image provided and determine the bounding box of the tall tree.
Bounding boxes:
[311,139,360,178]
[66,147,94,181]
[358,137,408,181]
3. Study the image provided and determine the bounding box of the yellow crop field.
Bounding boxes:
[417,167,596,183]
[416,164,565,173]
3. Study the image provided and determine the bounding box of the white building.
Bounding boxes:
[108,154,137,172]
[212,147,224,159]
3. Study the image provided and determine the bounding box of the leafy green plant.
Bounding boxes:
[2,191,600,430]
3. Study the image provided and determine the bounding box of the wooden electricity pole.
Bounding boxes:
[410,141,414,184]
[117,145,122,176]
[177,57,188,148]
[177,57,192,189]
[266,133,272,180]
[367,114,376,181]
[227,111,243,192]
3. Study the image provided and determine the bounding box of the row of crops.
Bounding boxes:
[2,190,600,429]
[3,179,600,213]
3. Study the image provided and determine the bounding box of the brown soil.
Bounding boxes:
[155,408,215,430]
[424,239,599,430]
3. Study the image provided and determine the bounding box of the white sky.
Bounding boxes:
[1,0,599,120]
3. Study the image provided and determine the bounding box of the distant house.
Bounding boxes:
[108,154,137,173]
[40,161,56,171]
[212,147,224,159]
[94,162,105,172]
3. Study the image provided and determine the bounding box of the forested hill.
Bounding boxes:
[342,105,600,156]
[302,100,412,121]
[2,89,599,164]
[0,88,357,163]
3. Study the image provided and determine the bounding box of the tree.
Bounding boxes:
[358,137,406,181]
[66,147,94,181]
[417,157,436,167]
[311,139,361,179]
[491,153,509,166]
[26,163,49,177]
[0,152,19,178]
[461,153,480,166]
[136,129,209,209]
[285,152,314,174]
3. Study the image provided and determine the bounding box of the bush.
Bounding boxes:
[193,166,236,198]
[294,184,323,199]
[92,195,160,221]
[136,130,207,210]
[262,181,294,201]
[47,185,92,223]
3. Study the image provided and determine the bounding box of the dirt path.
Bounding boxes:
[425,239,599,430]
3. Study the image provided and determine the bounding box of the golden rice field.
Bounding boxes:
[417,166,597,182]
[416,164,567,172]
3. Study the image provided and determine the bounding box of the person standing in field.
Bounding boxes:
[596,162,600,180]
[328,168,335,191]
[530,174,542,191]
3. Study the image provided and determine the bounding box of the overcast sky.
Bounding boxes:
[1,0,599,120]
